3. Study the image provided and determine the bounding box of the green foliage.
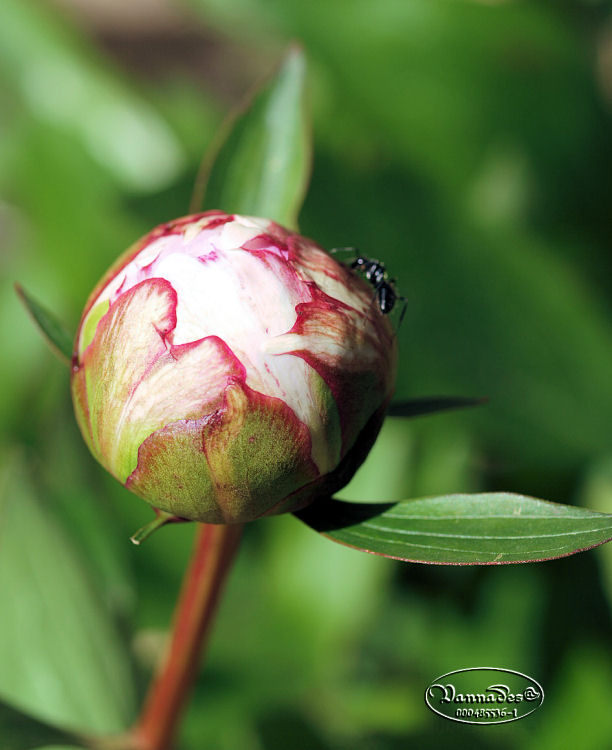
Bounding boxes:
[0,0,184,192]
[196,46,310,228]
[299,494,612,564]
[387,396,486,418]
[14,285,73,364]
[3,1,612,749]
[186,0,612,473]
[0,456,136,735]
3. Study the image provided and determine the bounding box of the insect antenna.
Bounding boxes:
[329,246,359,260]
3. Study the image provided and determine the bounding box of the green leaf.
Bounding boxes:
[14,284,73,364]
[296,493,612,565]
[387,396,487,419]
[194,45,311,229]
[0,455,137,733]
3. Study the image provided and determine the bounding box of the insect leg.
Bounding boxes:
[397,296,408,329]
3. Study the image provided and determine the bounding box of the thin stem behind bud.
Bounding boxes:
[132,523,243,750]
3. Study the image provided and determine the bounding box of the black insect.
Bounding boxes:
[331,248,407,326]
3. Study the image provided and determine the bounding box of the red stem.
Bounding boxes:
[133,523,243,750]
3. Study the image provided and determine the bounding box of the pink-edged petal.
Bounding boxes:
[287,234,376,316]
[77,277,245,482]
[71,212,399,524]
[77,211,234,327]
[265,284,396,451]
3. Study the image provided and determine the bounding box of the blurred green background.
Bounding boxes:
[2,0,612,748]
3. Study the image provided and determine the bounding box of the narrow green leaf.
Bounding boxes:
[15,284,73,364]
[194,45,311,229]
[387,396,487,419]
[0,455,137,733]
[296,493,612,565]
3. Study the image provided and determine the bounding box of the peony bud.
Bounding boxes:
[71,212,397,524]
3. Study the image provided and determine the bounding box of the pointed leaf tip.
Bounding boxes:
[192,45,311,229]
[387,395,488,419]
[15,283,74,365]
[297,493,612,565]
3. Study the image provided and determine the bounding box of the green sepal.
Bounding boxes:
[130,510,179,545]
[15,283,74,364]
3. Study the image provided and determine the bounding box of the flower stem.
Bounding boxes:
[133,523,243,750]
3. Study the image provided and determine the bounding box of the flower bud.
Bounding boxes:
[71,212,397,523]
